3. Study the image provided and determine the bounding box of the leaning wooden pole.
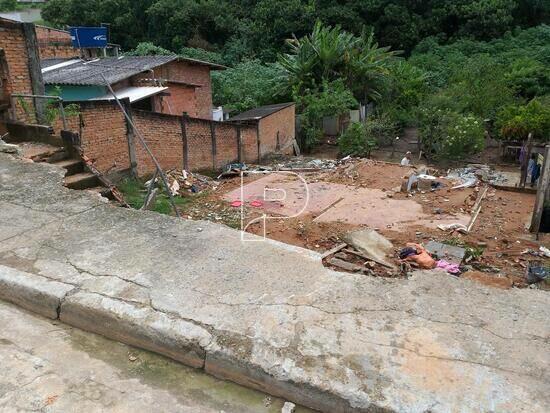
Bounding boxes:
[530,145,550,233]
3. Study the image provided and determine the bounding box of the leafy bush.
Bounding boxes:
[127,42,173,56]
[338,122,377,157]
[297,79,357,150]
[495,98,550,141]
[419,110,485,160]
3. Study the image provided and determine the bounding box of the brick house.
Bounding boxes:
[41,55,225,119]
[228,103,296,157]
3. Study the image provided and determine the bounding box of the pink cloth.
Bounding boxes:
[436,260,460,274]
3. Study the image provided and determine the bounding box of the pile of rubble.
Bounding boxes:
[164,169,218,195]
[447,164,510,187]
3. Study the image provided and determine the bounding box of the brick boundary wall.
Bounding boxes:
[57,100,260,177]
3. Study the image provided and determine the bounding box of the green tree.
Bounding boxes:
[212,60,287,113]
[496,98,550,141]
[0,0,17,12]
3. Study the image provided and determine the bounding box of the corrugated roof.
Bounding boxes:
[42,56,177,86]
[90,86,168,103]
[228,102,295,122]
[41,58,77,69]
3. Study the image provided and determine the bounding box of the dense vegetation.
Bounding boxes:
[42,0,550,159]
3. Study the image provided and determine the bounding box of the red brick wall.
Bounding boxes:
[132,110,184,176]
[133,60,213,119]
[0,18,34,121]
[159,82,197,116]
[258,104,295,157]
[58,101,131,173]
[35,25,77,59]
[57,100,260,177]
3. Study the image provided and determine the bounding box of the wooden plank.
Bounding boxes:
[179,114,189,171]
[320,243,347,260]
[530,145,550,233]
[466,186,489,232]
[343,248,394,269]
[520,132,533,188]
[328,257,363,272]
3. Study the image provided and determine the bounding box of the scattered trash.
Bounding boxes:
[249,200,263,208]
[165,169,218,194]
[401,243,436,269]
[218,162,248,179]
[525,261,550,284]
[437,223,468,233]
[282,401,296,413]
[539,246,550,258]
[447,164,509,187]
[230,200,243,207]
[436,259,461,274]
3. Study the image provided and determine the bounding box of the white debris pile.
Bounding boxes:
[447,164,509,188]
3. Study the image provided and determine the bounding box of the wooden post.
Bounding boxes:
[530,145,550,233]
[520,132,533,188]
[210,121,217,170]
[180,113,189,171]
[121,99,138,178]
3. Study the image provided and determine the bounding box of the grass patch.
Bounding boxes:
[118,178,190,215]
[442,237,485,261]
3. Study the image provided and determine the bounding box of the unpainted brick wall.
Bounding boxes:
[258,104,295,157]
[59,100,261,177]
[35,25,77,59]
[0,18,34,121]
[132,110,184,176]
[133,60,213,119]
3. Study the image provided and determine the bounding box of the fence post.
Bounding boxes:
[211,121,217,170]
[180,113,189,171]
[22,23,46,124]
[530,145,550,233]
[520,132,533,188]
[121,99,138,178]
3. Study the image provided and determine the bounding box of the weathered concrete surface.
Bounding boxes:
[0,301,312,412]
[1,153,549,412]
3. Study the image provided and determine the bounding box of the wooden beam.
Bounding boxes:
[520,132,533,188]
[530,145,550,233]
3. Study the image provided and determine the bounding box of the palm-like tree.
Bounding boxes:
[279,22,400,103]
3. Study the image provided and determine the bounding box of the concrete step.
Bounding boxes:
[45,150,70,163]
[64,172,100,190]
[86,186,112,198]
[51,158,83,176]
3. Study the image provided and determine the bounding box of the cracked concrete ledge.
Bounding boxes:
[1,153,550,413]
[0,265,74,319]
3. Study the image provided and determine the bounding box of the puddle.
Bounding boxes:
[68,327,314,413]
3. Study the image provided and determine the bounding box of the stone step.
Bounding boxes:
[85,186,112,198]
[45,149,70,163]
[64,172,100,190]
[51,158,83,176]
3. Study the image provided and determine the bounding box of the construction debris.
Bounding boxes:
[447,164,509,187]
[343,229,395,268]
[281,401,296,413]
[166,169,218,194]
[426,241,466,264]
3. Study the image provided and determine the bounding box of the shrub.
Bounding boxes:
[420,110,485,160]
[338,122,378,157]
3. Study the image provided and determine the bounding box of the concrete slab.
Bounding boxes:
[225,173,470,230]
[1,153,549,412]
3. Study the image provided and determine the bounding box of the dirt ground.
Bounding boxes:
[176,157,549,290]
